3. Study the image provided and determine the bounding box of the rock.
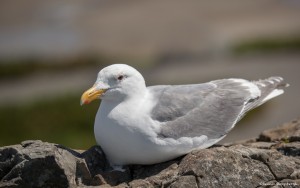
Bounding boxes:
[258,119,300,142]
[169,176,198,188]
[0,141,129,187]
[1,119,300,188]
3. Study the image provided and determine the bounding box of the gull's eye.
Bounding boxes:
[117,75,124,81]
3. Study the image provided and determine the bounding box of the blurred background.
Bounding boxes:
[0,0,299,149]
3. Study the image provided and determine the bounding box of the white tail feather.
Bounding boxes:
[261,89,284,103]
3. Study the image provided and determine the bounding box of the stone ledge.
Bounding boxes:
[0,119,299,188]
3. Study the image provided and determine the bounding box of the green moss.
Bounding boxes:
[0,94,100,149]
[232,36,300,55]
[282,137,290,143]
[0,55,109,80]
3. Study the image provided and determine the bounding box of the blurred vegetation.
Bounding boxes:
[0,94,99,149]
[0,36,298,149]
[0,55,155,80]
[0,55,109,80]
[232,36,300,55]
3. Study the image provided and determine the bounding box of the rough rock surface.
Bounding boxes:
[1,119,300,188]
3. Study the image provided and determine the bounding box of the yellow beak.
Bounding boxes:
[80,86,107,105]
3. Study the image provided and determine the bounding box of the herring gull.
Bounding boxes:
[81,64,288,166]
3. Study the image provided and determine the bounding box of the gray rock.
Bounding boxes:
[1,119,300,188]
[169,176,198,188]
[258,119,300,142]
[179,146,275,188]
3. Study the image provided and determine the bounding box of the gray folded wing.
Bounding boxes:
[148,80,256,140]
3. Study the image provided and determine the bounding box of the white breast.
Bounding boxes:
[94,98,158,164]
[94,98,194,165]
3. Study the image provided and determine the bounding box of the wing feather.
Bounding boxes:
[148,79,257,139]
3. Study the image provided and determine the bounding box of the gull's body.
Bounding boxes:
[94,88,215,165]
[81,64,288,165]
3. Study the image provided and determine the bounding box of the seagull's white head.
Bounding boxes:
[81,64,146,104]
